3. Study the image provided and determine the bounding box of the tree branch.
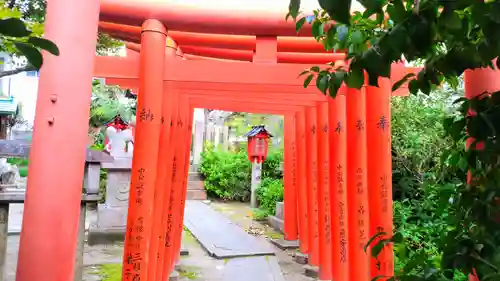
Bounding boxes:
[0,65,35,78]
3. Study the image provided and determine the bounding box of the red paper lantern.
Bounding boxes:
[245,125,273,163]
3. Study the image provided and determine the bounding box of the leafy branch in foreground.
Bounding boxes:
[289,0,500,280]
[0,4,59,73]
[289,0,500,97]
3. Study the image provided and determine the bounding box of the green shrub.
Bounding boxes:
[200,143,251,201]
[18,166,28,177]
[7,157,29,166]
[262,149,283,179]
[256,178,284,215]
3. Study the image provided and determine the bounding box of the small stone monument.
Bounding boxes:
[89,115,134,244]
[0,158,19,189]
[104,115,134,158]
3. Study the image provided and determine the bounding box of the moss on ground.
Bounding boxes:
[183,229,198,246]
[96,263,122,281]
[177,265,201,280]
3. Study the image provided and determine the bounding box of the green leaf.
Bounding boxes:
[319,0,352,25]
[310,66,321,72]
[15,42,43,69]
[439,7,462,30]
[0,18,31,37]
[28,37,60,56]
[392,232,404,243]
[371,241,386,258]
[392,73,415,92]
[324,26,337,50]
[351,30,364,45]
[346,68,364,89]
[304,74,314,88]
[316,72,329,93]
[312,20,324,38]
[296,17,306,33]
[288,0,301,20]
[408,79,419,95]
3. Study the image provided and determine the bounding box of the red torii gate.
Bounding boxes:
[16,1,447,281]
[91,30,415,281]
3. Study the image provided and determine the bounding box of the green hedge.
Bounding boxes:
[200,143,284,212]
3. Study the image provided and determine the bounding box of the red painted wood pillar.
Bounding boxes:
[295,110,309,253]
[329,93,349,281]
[366,79,393,279]
[464,67,500,281]
[166,92,184,272]
[172,98,194,267]
[162,88,180,277]
[121,20,167,281]
[316,101,332,280]
[305,106,320,266]
[155,82,176,281]
[347,87,370,281]
[284,113,299,240]
[149,38,177,281]
[16,0,100,280]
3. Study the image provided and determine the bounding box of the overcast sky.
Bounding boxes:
[163,0,364,14]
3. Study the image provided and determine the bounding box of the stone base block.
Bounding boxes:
[96,204,128,229]
[270,238,299,250]
[180,248,190,256]
[275,202,284,220]
[304,265,319,278]
[293,252,308,264]
[267,215,284,233]
[87,225,125,245]
[169,270,180,281]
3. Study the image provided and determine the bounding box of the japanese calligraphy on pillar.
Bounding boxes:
[165,156,177,248]
[139,108,154,122]
[291,141,297,191]
[337,164,347,263]
[312,157,319,240]
[124,167,148,281]
[376,116,388,131]
[356,168,367,250]
[322,125,331,245]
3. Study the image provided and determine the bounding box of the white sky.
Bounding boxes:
[160,0,364,14]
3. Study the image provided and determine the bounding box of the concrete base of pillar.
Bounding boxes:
[293,252,308,264]
[269,238,299,250]
[304,265,319,278]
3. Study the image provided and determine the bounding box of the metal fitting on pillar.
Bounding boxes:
[141,19,168,35]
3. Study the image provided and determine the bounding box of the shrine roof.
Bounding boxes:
[0,96,18,116]
[244,125,274,138]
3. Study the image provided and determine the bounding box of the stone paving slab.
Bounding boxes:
[184,200,275,259]
[220,256,285,281]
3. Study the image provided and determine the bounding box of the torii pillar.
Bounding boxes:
[16,0,100,281]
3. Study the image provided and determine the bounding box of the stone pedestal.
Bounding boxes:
[267,202,284,233]
[88,158,131,245]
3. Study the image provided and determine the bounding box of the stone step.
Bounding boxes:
[188,172,203,181]
[186,189,207,200]
[187,181,204,190]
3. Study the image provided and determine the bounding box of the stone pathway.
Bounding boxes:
[3,201,314,281]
